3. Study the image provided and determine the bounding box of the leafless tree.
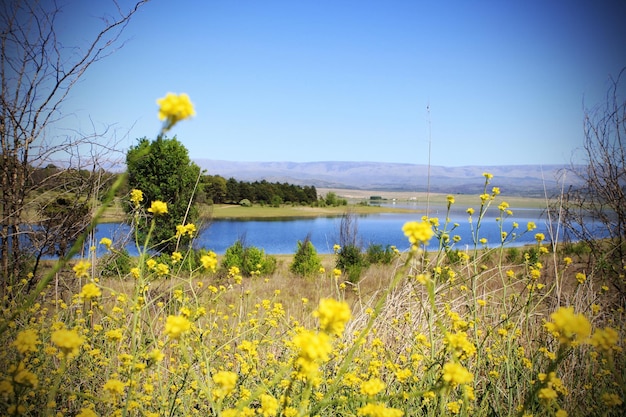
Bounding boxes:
[560,68,626,296]
[0,0,148,289]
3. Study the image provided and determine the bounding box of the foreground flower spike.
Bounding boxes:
[157,92,195,130]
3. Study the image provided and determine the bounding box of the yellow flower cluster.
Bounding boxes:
[292,329,332,379]
[314,298,352,336]
[12,329,40,354]
[51,329,84,358]
[164,315,191,339]
[402,221,434,247]
[130,188,144,207]
[157,92,195,130]
[442,362,473,386]
[543,307,591,346]
[147,200,168,215]
[176,223,197,238]
[200,251,218,272]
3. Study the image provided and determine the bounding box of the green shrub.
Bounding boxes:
[336,244,366,283]
[99,249,131,277]
[365,244,394,265]
[222,240,276,276]
[290,238,323,277]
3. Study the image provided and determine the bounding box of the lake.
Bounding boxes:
[90,205,573,256]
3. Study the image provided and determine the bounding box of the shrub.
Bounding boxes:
[222,240,276,276]
[365,244,394,265]
[98,249,131,277]
[290,237,323,277]
[336,244,366,283]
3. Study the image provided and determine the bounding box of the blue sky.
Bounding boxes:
[57,0,626,167]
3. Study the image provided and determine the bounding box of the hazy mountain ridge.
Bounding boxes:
[194,159,577,196]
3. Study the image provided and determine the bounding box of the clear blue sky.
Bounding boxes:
[58,0,626,167]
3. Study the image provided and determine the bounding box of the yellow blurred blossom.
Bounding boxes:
[147,200,168,215]
[130,189,143,207]
[357,403,404,417]
[73,260,91,279]
[403,221,434,246]
[157,92,195,128]
[314,298,351,336]
[442,362,473,386]
[200,251,218,272]
[12,329,40,354]
[259,393,278,417]
[360,377,385,396]
[164,315,191,339]
[544,307,591,346]
[212,371,238,399]
[99,237,112,250]
[51,329,84,357]
[79,283,101,300]
[103,379,125,396]
[590,327,620,353]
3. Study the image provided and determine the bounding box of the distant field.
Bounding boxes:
[316,188,550,209]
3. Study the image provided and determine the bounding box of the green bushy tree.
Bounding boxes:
[290,236,323,277]
[222,240,277,276]
[126,136,201,253]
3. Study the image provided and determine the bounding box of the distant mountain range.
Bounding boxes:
[194,159,579,196]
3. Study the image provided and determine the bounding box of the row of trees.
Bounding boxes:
[199,175,318,205]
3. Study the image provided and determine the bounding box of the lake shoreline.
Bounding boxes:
[97,189,550,223]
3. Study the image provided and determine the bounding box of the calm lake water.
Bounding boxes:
[91,205,573,256]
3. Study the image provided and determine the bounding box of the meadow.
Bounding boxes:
[1,94,623,417]
[1,179,624,417]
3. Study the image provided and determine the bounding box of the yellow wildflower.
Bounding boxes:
[171,251,183,264]
[200,251,218,272]
[543,307,591,346]
[442,362,473,386]
[259,393,278,417]
[314,298,351,336]
[575,272,586,284]
[357,402,404,417]
[51,329,84,357]
[99,237,112,250]
[76,408,98,417]
[157,92,195,127]
[12,329,40,354]
[130,189,144,207]
[292,329,332,378]
[164,315,191,339]
[590,327,619,353]
[402,221,434,246]
[103,379,125,396]
[79,283,101,300]
[360,378,385,396]
[212,371,238,399]
[73,260,91,279]
[147,200,168,215]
